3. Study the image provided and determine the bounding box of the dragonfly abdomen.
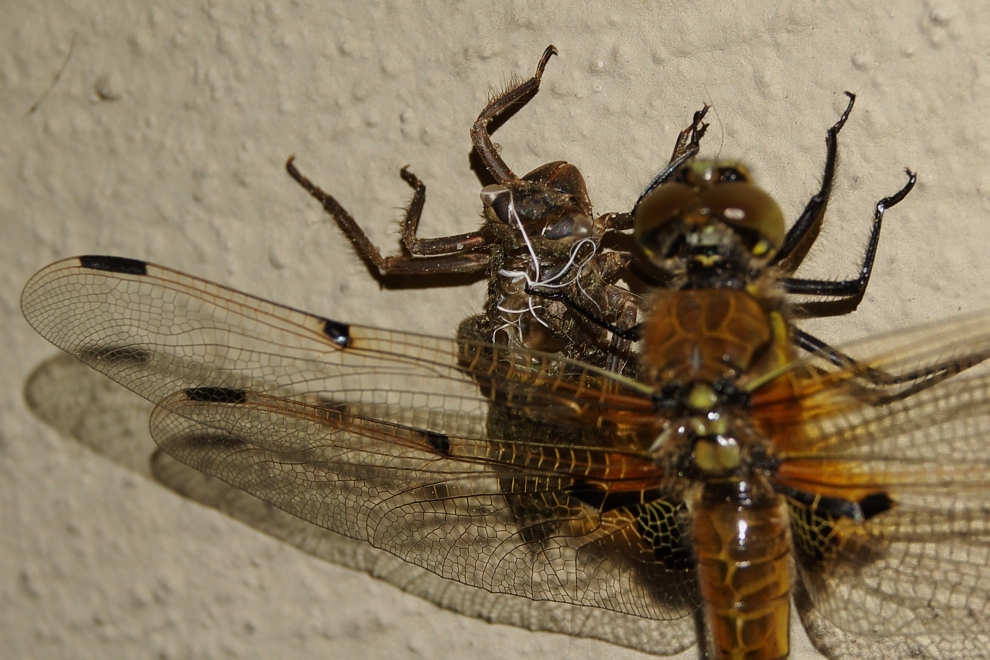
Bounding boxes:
[691,481,792,660]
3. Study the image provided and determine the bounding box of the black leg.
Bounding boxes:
[524,285,642,342]
[769,93,856,268]
[783,170,915,298]
[791,326,988,403]
[631,106,710,214]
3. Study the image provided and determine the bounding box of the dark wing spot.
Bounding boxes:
[321,317,351,347]
[79,255,148,275]
[567,482,608,510]
[184,387,248,404]
[424,431,451,456]
[779,485,895,523]
[567,482,666,512]
[858,492,894,521]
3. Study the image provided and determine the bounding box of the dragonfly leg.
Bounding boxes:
[782,170,916,301]
[770,93,856,269]
[791,326,989,402]
[631,105,711,213]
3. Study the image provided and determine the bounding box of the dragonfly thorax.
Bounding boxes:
[649,381,774,480]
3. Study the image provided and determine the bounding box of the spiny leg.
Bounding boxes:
[782,170,915,300]
[471,45,557,184]
[770,92,856,269]
[631,105,711,214]
[524,285,641,342]
[791,324,990,403]
[393,167,490,256]
[603,294,640,374]
[669,105,711,165]
[608,106,712,231]
[286,157,489,277]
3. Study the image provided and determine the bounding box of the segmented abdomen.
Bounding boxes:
[691,486,792,660]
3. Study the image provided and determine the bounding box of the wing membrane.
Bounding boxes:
[151,449,697,654]
[753,309,990,452]
[24,353,696,655]
[748,312,990,643]
[20,257,654,440]
[20,257,690,619]
[148,390,699,620]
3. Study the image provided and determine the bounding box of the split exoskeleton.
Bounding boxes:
[286,46,709,376]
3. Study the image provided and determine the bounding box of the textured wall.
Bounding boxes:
[3,1,989,658]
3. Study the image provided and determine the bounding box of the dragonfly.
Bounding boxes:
[21,250,990,658]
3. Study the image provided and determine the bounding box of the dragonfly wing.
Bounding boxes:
[147,389,700,621]
[753,308,990,456]
[21,256,695,645]
[20,257,652,440]
[24,352,696,655]
[152,450,697,655]
[795,587,990,660]
[754,312,990,650]
[20,256,492,434]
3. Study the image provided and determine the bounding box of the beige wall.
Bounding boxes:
[4,2,989,658]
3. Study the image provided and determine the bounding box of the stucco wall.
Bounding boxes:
[3,2,989,658]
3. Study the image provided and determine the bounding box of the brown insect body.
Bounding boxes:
[638,285,797,659]
[691,481,792,659]
[27,46,969,660]
[639,288,779,385]
[288,47,712,377]
[628,153,885,657]
[451,50,916,658]
[471,159,633,365]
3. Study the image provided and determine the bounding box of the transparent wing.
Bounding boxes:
[20,257,654,439]
[146,389,699,620]
[794,583,990,660]
[753,308,990,456]
[746,311,990,649]
[24,354,696,655]
[151,451,697,656]
[20,257,697,624]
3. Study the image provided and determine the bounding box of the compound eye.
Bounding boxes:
[700,183,785,257]
[716,166,751,183]
[480,184,514,225]
[633,183,697,259]
[543,213,593,240]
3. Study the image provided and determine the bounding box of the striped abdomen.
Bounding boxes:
[691,482,792,660]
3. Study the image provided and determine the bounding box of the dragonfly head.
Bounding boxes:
[481,162,596,243]
[634,160,784,284]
